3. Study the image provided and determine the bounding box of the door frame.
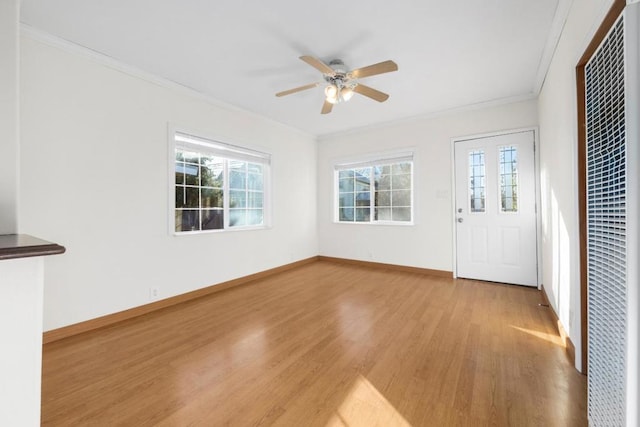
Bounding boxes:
[575,0,627,376]
[450,126,542,289]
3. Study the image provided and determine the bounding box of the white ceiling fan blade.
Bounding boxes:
[353,84,390,102]
[300,56,335,75]
[321,100,333,114]
[350,60,398,79]
[276,82,319,97]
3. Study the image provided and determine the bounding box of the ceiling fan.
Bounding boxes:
[276,56,398,114]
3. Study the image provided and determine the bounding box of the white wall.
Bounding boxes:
[317,100,538,271]
[19,36,318,331]
[0,257,44,426]
[0,0,19,234]
[537,0,615,372]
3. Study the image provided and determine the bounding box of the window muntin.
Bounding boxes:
[338,168,372,222]
[229,160,264,227]
[173,132,269,233]
[336,158,413,224]
[499,146,518,213]
[175,150,225,231]
[468,150,486,213]
[374,162,412,221]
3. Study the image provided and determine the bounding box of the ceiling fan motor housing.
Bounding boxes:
[328,59,347,74]
[324,59,355,90]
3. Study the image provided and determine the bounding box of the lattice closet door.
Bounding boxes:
[584,4,640,426]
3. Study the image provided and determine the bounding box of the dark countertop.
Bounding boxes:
[0,234,66,261]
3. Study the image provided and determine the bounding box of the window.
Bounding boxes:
[499,146,518,212]
[173,131,270,233]
[468,150,486,213]
[335,153,413,224]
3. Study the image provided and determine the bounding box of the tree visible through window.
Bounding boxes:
[175,149,225,231]
[173,132,269,233]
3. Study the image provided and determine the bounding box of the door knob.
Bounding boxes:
[457,218,464,223]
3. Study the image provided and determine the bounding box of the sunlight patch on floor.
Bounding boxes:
[510,325,563,346]
[326,374,412,427]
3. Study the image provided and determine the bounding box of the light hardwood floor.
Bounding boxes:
[41,260,587,426]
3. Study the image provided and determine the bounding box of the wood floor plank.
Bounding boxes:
[41,261,587,426]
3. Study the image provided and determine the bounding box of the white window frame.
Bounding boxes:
[497,145,519,214]
[169,127,271,235]
[333,151,414,225]
[467,149,487,215]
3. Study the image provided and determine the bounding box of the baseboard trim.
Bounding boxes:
[43,256,319,344]
[540,284,576,367]
[317,256,453,278]
[44,256,452,344]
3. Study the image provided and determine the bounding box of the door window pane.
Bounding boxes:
[469,151,486,213]
[500,146,518,212]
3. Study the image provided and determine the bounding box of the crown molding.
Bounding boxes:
[532,0,575,95]
[20,22,548,142]
[317,93,537,141]
[19,23,315,141]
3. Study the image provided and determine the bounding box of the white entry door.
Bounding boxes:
[454,131,537,287]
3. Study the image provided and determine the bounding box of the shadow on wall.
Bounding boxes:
[540,168,576,346]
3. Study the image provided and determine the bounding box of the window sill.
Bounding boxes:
[333,221,414,227]
[173,225,270,236]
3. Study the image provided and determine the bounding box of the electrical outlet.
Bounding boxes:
[149,287,159,301]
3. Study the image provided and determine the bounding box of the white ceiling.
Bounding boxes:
[20,0,563,137]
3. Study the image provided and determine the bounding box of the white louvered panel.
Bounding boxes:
[585,15,627,426]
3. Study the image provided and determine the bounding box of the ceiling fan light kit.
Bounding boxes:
[324,83,355,105]
[276,56,398,114]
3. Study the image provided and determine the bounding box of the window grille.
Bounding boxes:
[173,131,270,233]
